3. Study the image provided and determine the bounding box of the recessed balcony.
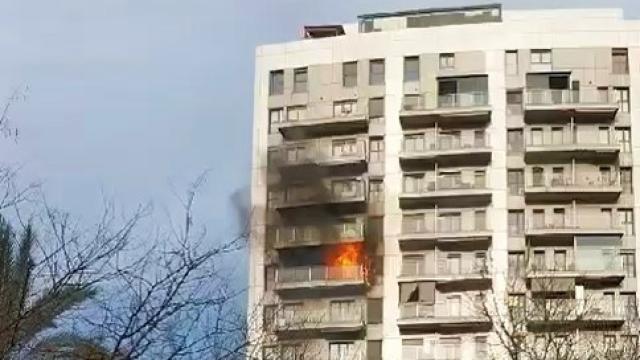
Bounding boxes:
[278,112,368,139]
[272,221,365,250]
[524,89,618,122]
[272,178,366,211]
[400,92,491,128]
[524,134,619,163]
[275,265,365,291]
[525,176,622,202]
[400,174,491,207]
[525,223,624,240]
[399,211,491,246]
[274,304,365,334]
[400,132,491,167]
[398,302,490,331]
[274,137,367,173]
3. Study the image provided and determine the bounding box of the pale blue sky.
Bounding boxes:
[1,0,639,268]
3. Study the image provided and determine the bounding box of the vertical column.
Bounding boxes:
[382,55,404,360]
[627,47,640,301]
[486,49,508,359]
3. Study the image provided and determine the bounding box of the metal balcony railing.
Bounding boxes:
[276,138,367,166]
[273,221,365,247]
[528,299,625,321]
[525,89,615,106]
[525,129,616,148]
[402,213,489,235]
[403,175,488,194]
[276,265,364,284]
[528,175,621,189]
[275,179,365,207]
[402,261,488,278]
[402,91,489,111]
[399,302,485,320]
[275,305,364,329]
[403,133,490,153]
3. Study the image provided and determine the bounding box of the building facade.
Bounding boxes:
[249,4,640,359]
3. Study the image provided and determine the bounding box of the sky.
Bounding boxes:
[1,0,640,284]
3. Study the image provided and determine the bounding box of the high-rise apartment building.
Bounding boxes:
[249,4,640,359]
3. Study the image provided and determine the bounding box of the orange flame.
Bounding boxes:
[326,242,364,267]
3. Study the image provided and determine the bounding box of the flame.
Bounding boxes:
[327,242,364,267]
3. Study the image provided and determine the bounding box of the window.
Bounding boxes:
[332,139,357,157]
[441,337,461,360]
[439,212,461,233]
[612,48,629,74]
[532,167,544,187]
[403,94,421,110]
[369,97,384,119]
[475,210,487,230]
[619,208,634,235]
[402,255,424,276]
[369,179,383,202]
[533,250,546,271]
[367,340,382,360]
[475,336,488,359]
[616,127,631,152]
[508,252,525,278]
[332,180,358,199]
[553,208,565,227]
[474,170,486,188]
[403,174,423,193]
[370,138,384,162]
[268,108,284,133]
[615,87,630,112]
[532,209,545,228]
[530,49,552,64]
[507,90,523,104]
[507,129,524,152]
[552,167,565,185]
[552,127,564,145]
[400,281,435,304]
[621,292,637,318]
[404,134,424,152]
[403,213,425,233]
[292,67,307,93]
[369,59,385,85]
[343,61,358,87]
[508,169,524,195]
[330,300,356,322]
[447,253,462,274]
[622,252,636,277]
[599,126,610,144]
[330,342,355,360]
[506,50,518,75]
[554,250,567,271]
[621,167,633,193]
[531,127,543,146]
[265,265,276,291]
[404,56,420,82]
[509,210,524,235]
[439,53,455,69]
[286,106,307,121]
[269,70,284,95]
[334,100,357,117]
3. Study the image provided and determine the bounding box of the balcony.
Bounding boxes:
[278,112,368,140]
[527,298,625,329]
[274,137,367,173]
[274,305,365,333]
[272,178,366,211]
[400,133,491,167]
[400,92,491,128]
[525,222,624,240]
[272,221,365,250]
[398,302,490,331]
[400,175,491,208]
[525,175,622,202]
[275,265,365,291]
[524,89,618,122]
[527,261,625,284]
[399,213,491,245]
[399,263,489,285]
[524,133,619,163]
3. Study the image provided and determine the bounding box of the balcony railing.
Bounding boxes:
[273,179,365,207]
[528,298,625,321]
[403,176,488,194]
[273,221,364,248]
[402,214,489,235]
[525,131,615,148]
[402,91,489,111]
[276,305,364,329]
[276,138,367,167]
[525,89,615,106]
[403,133,490,153]
[402,261,488,278]
[528,175,621,190]
[526,220,623,233]
[399,302,485,321]
[276,265,364,285]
